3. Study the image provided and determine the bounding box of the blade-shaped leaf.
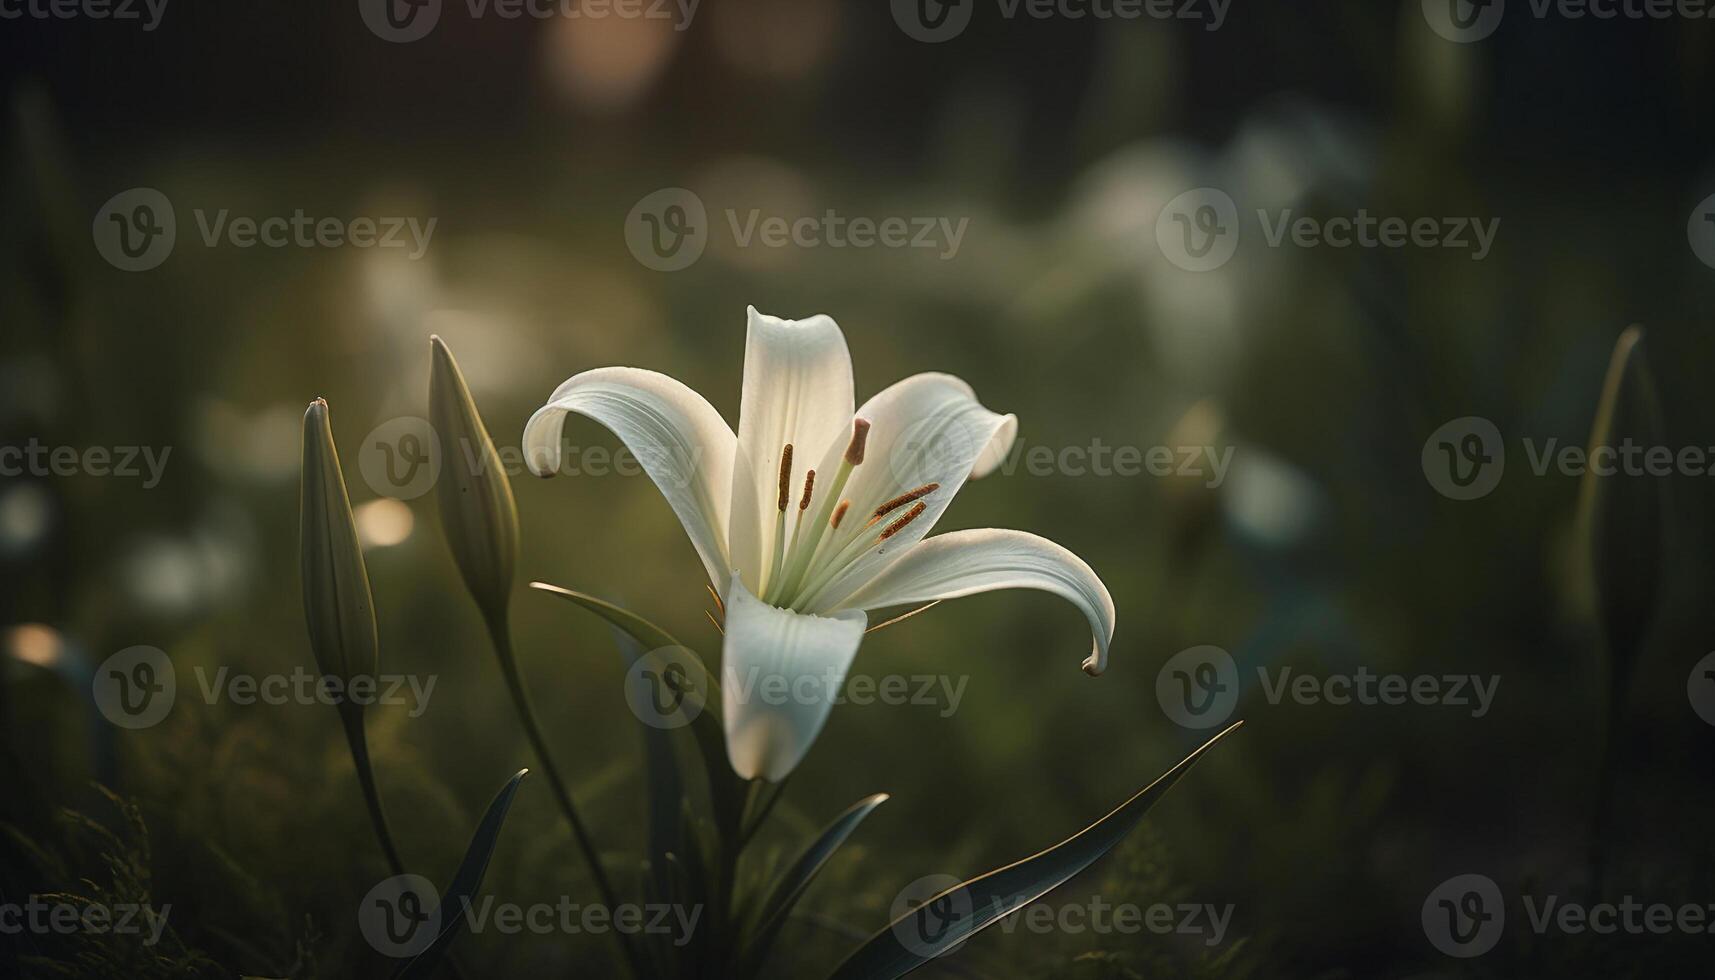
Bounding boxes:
[828,722,1242,980]
[1576,325,1666,685]
[529,581,686,652]
[394,768,530,980]
[530,580,744,837]
[737,793,890,975]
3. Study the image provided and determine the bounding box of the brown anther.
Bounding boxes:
[845,418,871,465]
[776,444,794,511]
[799,469,816,511]
[879,501,927,540]
[830,500,850,529]
[871,482,939,520]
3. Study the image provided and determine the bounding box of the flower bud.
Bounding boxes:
[429,336,520,624]
[300,398,379,693]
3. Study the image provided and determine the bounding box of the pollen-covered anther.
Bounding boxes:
[799,469,816,511]
[776,443,794,511]
[879,500,927,540]
[830,500,850,529]
[845,418,871,465]
[871,483,939,522]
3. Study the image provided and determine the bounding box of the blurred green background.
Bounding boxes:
[5,1,1715,976]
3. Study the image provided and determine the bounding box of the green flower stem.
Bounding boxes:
[485,614,644,979]
[339,710,407,876]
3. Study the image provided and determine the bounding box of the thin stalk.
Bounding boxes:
[340,710,407,876]
[484,614,644,979]
[1588,671,1628,898]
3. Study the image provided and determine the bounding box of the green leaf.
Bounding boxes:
[737,793,890,976]
[529,581,687,652]
[529,580,744,838]
[1576,325,1667,685]
[394,768,530,980]
[827,722,1243,980]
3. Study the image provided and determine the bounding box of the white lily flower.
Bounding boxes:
[524,308,1115,782]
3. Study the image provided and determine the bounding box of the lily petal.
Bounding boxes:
[524,367,735,589]
[729,308,857,597]
[833,528,1115,676]
[721,573,868,782]
[800,373,1017,610]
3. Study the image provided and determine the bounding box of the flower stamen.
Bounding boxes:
[799,469,816,511]
[869,483,939,525]
[879,500,927,539]
[775,443,795,512]
[830,500,850,529]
